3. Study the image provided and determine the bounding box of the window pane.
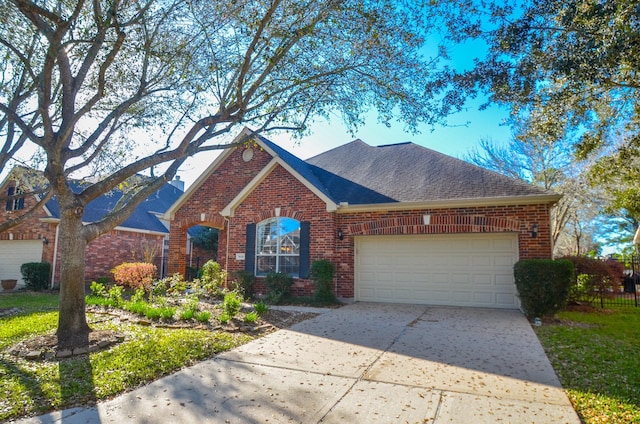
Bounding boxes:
[279,218,300,255]
[256,255,276,275]
[255,217,301,276]
[279,256,299,276]
[257,218,278,254]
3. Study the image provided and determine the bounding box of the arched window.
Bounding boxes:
[255,217,300,276]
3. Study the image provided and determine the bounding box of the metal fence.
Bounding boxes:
[576,256,639,308]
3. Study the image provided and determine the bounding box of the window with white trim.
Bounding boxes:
[5,186,24,211]
[255,217,300,276]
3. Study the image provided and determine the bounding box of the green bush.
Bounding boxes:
[89,281,107,298]
[265,272,293,304]
[195,311,211,322]
[310,259,336,302]
[221,291,243,319]
[243,312,259,323]
[254,301,269,315]
[111,262,157,292]
[20,262,51,291]
[199,260,226,297]
[514,259,574,317]
[232,270,255,299]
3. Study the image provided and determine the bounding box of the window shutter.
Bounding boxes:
[299,221,310,278]
[6,187,14,211]
[245,223,256,273]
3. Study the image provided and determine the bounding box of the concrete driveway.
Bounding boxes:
[16,303,580,423]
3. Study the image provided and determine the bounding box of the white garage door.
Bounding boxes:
[0,240,44,287]
[355,233,520,309]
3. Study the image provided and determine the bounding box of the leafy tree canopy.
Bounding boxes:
[460,0,640,245]
[0,0,471,348]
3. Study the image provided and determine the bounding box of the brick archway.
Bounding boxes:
[167,213,226,276]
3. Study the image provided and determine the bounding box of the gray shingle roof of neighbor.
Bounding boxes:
[304,139,555,205]
[44,179,183,233]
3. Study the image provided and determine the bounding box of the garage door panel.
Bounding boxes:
[355,233,519,309]
[0,240,44,287]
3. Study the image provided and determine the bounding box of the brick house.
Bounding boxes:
[165,128,560,309]
[0,168,183,289]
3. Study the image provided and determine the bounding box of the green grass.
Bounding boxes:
[536,307,640,423]
[0,293,253,421]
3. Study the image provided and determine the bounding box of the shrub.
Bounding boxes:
[89,281,107,298]
[111,262,157,292]
[217,312,231,324]
[126,301,149,315]
[178,295,199,320]
[265,272,293,304]
[514,259,574,317]
[243,312,259,323]
[107,285,125,308]
[20,262,51,291]
[222,291,243,319]
[562,256,625,303]
[254,301,269,315]
[195,311,211,322]
[130,287,146,304]
[310,259,336,302]
[199,260,226,297]
[163,273,188,295]
[232,270,256,299]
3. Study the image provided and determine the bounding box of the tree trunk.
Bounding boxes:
[56,204,91,349]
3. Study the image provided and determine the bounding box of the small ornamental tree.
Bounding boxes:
[562,256,625,304]
[111,262,157,292]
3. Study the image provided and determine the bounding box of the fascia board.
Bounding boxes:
[336,194,562,213]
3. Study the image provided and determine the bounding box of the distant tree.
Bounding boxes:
[0,0,470,348]
[459,0,640,255]
[191,227,218,253]
[464,126,594,253]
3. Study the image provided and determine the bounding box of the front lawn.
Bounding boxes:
[535,307,640,424]
[0,292,253,421]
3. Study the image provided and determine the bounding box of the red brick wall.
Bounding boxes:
[227,165,337,296]
[83,231,165,284]
[1,180,167,287]
[168,146,273,276]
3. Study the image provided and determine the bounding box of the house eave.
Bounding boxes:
[38,217,167,236]
[336,194,562,213]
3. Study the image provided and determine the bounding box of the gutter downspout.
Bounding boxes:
[50,224,60,289]
[224,217,230,288]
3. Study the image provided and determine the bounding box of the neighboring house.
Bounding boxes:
[0,168,183,288]
[165,127,561,309]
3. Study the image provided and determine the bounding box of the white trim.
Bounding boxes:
[336,194,561,213]
[634,227,640,245]
[220,157,338,217]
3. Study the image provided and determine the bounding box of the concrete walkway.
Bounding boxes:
[15,303,580,423]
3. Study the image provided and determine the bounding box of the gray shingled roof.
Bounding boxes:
[304,140,553,204]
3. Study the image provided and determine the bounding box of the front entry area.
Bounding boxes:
[355,233,520,308]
